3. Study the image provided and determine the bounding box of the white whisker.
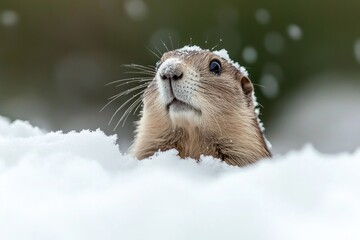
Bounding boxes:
[123,64,155,72]
[154,46,162,57]
[161,39,169,52]
[211,44,218,51]
[109,83,148,99]
[101,83,148,113]
[117,96,143,128]
[169,34,174,50]
[124,71,155,76]
[145,46,161,59]
[115,79,152,88]
[106,77,152,86]
[133,99,143,116]
[109,90,145,127]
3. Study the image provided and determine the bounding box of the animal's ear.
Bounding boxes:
[236,72,253,98]
[236,72,253,107]
[240,76,253,99]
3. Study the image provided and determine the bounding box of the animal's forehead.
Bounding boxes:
[161,50,236,70]
[160,50,237,74]
[158,45,249,77]
[161,49,211,61]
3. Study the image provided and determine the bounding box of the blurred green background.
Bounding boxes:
[1,0,360,154]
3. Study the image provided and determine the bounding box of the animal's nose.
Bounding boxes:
[159,59,184,81]
[160,71,183,81]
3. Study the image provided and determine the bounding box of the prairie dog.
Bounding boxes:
[130,46,271,166]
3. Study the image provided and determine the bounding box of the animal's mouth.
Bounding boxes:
[166,99,201,115]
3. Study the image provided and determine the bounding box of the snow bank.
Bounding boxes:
[1,117,360,240]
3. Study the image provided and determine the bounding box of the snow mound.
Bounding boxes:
[1,117,360,240]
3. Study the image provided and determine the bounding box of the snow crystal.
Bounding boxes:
[1,117,360,239]
[242,46,258,64]
[260,74,279,98]
[255,8,271,25]
[124,0,147,21]
[287,24,303,41]
[0,10,18,27]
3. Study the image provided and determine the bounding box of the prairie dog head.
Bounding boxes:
[148,46,254,129]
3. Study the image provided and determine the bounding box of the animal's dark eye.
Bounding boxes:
[209,60,221,75]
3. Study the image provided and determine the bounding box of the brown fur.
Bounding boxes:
[130,49,271,166]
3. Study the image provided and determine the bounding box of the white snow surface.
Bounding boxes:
[1,116,360,240]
